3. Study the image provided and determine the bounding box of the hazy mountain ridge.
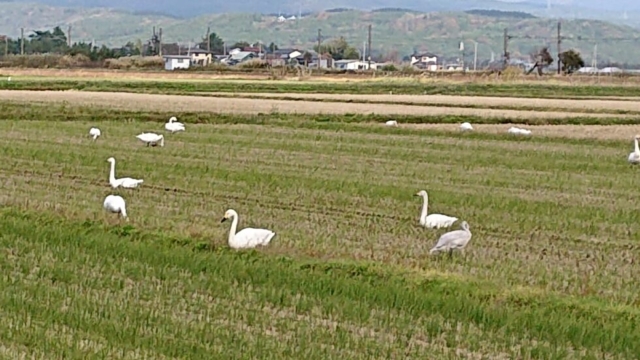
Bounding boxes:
[4,0,640,19]
[2,2,640,64]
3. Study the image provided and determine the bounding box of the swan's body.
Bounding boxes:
[430,221,472,256]
[507,126,532,136]
[107,157,144,189]
[628,135,640,164]
[385,120,398,127]
[415,190,458,229]
[89,127,101,140]
[221,209,276,249]
[165,116,185,133]
[136,133,165,147]
[103,194,128,219]
[460,122,473,131]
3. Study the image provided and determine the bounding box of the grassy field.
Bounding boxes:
[1,96,640,358]
[8,74,640,99]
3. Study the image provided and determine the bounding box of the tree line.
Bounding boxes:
[1,26,365,62]
[1,26,142,60]
[198,32,362,60]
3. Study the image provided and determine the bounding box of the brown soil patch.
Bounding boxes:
[402,123,640,140]
[0,90,631,119]
[213,92,640,112]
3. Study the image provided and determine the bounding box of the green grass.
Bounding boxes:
[0,101,639,358]
[2,100,639,126]
[1,209,639,359]
[6,78,640,98]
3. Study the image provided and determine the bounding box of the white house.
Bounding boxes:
[410,52,439,71]
[163,55,191,70]
[334,60,373,70]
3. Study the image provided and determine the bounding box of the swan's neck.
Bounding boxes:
[109,162,116,182]
[228,215,239,245]
[634,138,639,154]
[420,195,429,221]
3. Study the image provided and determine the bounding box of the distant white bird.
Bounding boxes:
[221,209,276,249]
[628,135,640,165]
[460,122,473,131]
[165,116,185,133]
[385,120,398,127]
[430,221,472,257]
[106,157,144,189]
[103,194,128,220]
[507,126,532,136]
[415,190,458,229]
[136,132,164,147]
[7,76,11,82]
[89,127,101,141]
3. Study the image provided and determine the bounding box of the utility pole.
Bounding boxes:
[4,36,8,57]
[473,41,478,71]
[67,25,71,47]
[20,27,24,55]
[557,21,561,74]
[206,26,211,52]
[317,28,322,69]
[367,24,372,69]
[503,28,509,68]
[158,27,163,56]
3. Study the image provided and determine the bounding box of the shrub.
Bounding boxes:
[236,59,268,69]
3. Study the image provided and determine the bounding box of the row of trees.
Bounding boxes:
[197,31,362,61]
[1,26,364,64]
[2,26,141,60]
[3,26,592,73]
[528,47,585,74]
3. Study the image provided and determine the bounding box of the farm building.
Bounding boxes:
[163,55,191,71]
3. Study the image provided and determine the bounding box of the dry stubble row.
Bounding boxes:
[0,90,634,119]
[206,92,640,112]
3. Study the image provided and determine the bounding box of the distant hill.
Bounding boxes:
[2,3,640,65]
[7,0,640,18]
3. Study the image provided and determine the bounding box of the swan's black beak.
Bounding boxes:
[220,217,227,223]
[413,194,419,197]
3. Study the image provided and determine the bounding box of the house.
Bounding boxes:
[163,55,191,70]
[222,51,257,65]
[410,52,439,71]
[334,60,372,70]
[187,48,212,66]
[308,53,333,68]
[265,54,287,67]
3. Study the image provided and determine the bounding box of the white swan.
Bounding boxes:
[89,127,101,141]
[415,190,458,229]
[106,157,144,189]
[103,194,128,219]
[221,209,276,249]
[136,133,165,147]
[430,221,472,257]
[165,116,185,133]
[460,122,473,131]
[385,120,398,127]
[507,126,532,136]
[628,135,640,164]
